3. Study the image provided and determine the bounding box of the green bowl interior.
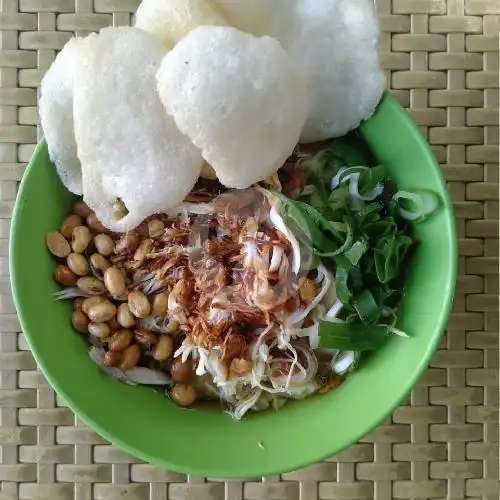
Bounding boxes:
[10,93,456,478]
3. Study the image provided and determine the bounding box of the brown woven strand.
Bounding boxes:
[0,0,498,499]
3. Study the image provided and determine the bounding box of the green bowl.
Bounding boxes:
[10,93,456,478]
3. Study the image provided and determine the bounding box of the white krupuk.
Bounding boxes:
[134,0,228,48]
[156,26,308,189]
[212,0,291,36]
[274,0,385,142]
[39,37,87,194]
[73,26,203,232]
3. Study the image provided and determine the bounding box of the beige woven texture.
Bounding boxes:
[0,0,498,499]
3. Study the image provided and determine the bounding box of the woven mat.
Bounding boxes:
[1,0,499,499]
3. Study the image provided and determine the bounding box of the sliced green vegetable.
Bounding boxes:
[393,190,439,221]
[364,220,397,240]
[327,185,350,213]
[348,264,364,294]
[272,190,338,253]
[333,256,351,304]
[275,137,440,341]
[324,134,373,167]
[358,164,386,193]
[374,234,413,283]
[318,321,391,351]
[353,289,380,325]
[293,200,345,243]
[344,239,367,265]
[313,220,353,258]
[285,211,336,254]
[307,170,329,209]
[348,351,362,372]
[331,166,366,189]
[357,201,383,220]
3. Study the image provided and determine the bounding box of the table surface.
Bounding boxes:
[0,1,498,499]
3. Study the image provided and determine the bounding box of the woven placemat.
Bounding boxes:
[1,1,499,499]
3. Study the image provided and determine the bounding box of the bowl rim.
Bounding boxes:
[10,92,457,477]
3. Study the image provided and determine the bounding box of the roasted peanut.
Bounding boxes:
[67,253,89,276]
[60,214,82,239]
[90,253,110,274]
[47,231,71,258]
[108,329,133,351]
[170,384,197,407]
[94,234,114,256]
[111,293,128,303]
[128,290,150,318]
[107,316,120,333]
[164,318,180,334]
[170,358,193,383]
[298,277,317,302]
[153,334,173,361]
[73,201,92,218]
[77,277,107,295]
[71,226,92,253]
[111,199,128,220]
[134,238,153,262]
[103,350,122,367]
[120,344,141,370]
[87,213,109,234]
[134,329,157,346]
[71,310,88,333]
[115,231,139,255]
[104,267,126,296]
[151,291,169,316]
[55,265,78,286]
[116,303,136,328]
[87,301,116,323]
[147,219,164,238]
[81,296,107,315]
[87,336,104,349]
[88,322,111,338]
[73,297,85,310]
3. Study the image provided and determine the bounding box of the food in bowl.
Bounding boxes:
[36,0,445,420]
[46,133,438,419]
[19,0,450,430]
